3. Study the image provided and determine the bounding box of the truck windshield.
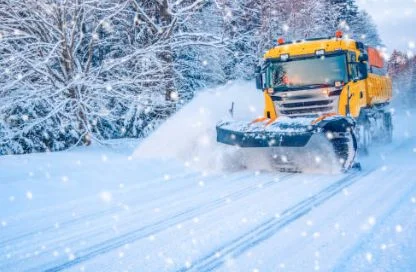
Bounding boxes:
[266,54,348,90]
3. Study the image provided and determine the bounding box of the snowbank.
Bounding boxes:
[133,81,269,172]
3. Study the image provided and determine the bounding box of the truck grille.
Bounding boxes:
[273,88,339,117]
[280,105,334,115]
[281,100,332,108]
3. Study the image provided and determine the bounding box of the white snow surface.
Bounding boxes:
[134,81,267,171]
[1,81,416,272]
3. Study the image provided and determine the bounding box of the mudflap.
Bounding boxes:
[216,116,358,172]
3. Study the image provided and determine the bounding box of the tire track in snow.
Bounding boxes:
[26,172,255,251]
[0,171,255,261]
[0,171,201,246]
[32,173,297,272]
[335,182,416,271]
[181,168,377,272]
[332,139,416,270]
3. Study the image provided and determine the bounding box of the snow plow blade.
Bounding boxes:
[216,117,358,172]
[216,122,314,148]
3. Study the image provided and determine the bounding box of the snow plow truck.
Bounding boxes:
[216,31,392,172]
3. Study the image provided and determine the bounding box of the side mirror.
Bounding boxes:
[255,73,263,90]
[358,53,368,62]
[358,62,368,79]
[255,65,263,90]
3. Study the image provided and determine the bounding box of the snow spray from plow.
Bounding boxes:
[133,81,277,172]
[134,81,345,173]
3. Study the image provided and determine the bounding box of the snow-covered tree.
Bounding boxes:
[0,0,384,155]
[387,51,415,108]
[0,0,224,154]
[329,0,382,46]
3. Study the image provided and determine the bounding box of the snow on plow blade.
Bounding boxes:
[216,120,315,148]
[216,117,358,172]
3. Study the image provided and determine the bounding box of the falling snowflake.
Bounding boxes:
[99,191,112,202]
[368,216,376,226]
[166,257,175,265]
[342,188,350,196]
[282,24,289,32]
[395,225,403,233]
[365,252,373,263]
[26,191,33,200]
[101,155,108,162]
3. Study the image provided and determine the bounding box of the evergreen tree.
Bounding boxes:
[328,0,382,46]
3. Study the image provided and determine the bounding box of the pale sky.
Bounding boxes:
[357,0,416,54]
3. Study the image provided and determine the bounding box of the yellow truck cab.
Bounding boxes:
[216,31,393,172]
[255,31,393,152]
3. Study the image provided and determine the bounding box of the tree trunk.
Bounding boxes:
[158,0,176,102]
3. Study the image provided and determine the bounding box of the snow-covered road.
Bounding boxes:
[1,82,416,271]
